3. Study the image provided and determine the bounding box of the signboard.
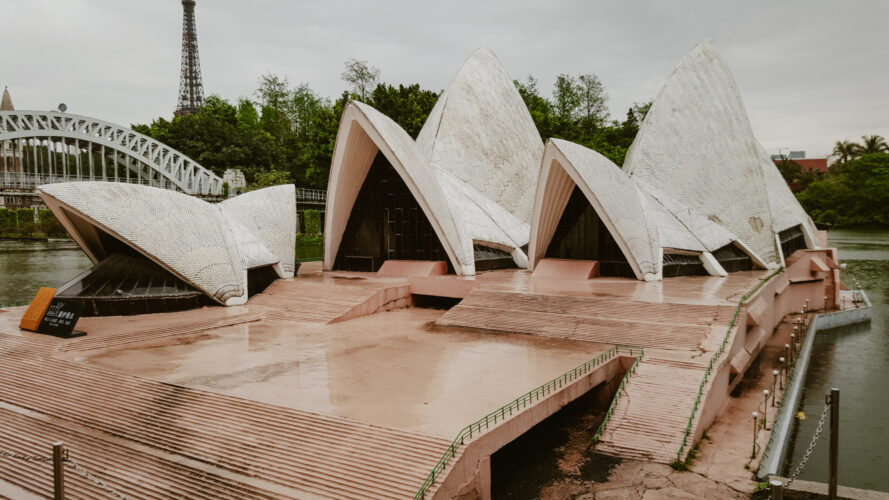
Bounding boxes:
[19,288,86,338]
[19,287,57,331]
[36,298,86,338]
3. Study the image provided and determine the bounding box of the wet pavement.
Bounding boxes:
[64,307,609,437]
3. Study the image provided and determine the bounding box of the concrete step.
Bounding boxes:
[437,289,734,350]
[0,354,449,500]
[595,356,709,464]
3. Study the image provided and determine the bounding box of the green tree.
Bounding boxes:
[552,74,580,123]
[797,153,889,226]
[775,155,803,184]
[341,58,380,101]
[831,140,862,165]
[366,83,439,138]
[860,134,889,154]
[576,74,609,128]
[248,169,292,191]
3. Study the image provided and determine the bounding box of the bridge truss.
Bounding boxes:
[0,111,224,196]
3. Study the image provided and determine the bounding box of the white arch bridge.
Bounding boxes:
[0,110,225,196]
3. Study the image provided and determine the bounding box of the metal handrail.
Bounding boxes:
[674,267,784,462]
[413,345,644,499]
[295,188,326,202]
[592,349,644,445]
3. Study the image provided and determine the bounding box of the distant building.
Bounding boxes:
[222,168,247,196]
[770,151,830,174]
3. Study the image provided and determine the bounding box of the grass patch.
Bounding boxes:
[295,234,323,262]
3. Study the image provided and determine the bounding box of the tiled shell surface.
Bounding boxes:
[416,48,543,224]
[623,40,780,263]
[219,184,296,275]
[550,140,660,278]
[39,182,246,303]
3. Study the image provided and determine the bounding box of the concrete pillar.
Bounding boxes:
[479,456,492,500]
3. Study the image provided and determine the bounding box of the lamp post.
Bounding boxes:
[779,357,786,389]
[790,334,796,358]
[752,411,759,458]
[772,370,779,406]
[763,390,770,429]
[786,343,792,364]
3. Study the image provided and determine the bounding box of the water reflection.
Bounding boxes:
[786,229,889,492]
[0,239,91,304]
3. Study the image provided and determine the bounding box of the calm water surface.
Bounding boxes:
[785,229,889,492]
[0,239,91,304]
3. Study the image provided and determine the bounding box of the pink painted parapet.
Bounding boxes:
[689,248,841,455]
[377,260,448,277]
[531,258,600,280]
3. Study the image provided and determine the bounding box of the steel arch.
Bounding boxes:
[0,111,223,195]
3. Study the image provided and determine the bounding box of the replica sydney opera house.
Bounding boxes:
[35,40,819,313]
[3,40,864,500]
[326,42,817,281]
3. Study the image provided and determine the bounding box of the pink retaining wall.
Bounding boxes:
[689,249,841,455]
[431,356,634,500]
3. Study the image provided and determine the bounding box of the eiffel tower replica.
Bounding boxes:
[174,0,204,116]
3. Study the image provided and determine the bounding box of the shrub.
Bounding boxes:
[303,209,323,235]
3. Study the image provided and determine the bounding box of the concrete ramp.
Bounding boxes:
[250,274,411,324]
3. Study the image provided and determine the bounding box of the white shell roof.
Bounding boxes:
[37,182,295,305]
[219,184,296,277]
[416,48,544,224]
[623,40,817,264]
[325,49,535,276]
[530,139,763,279]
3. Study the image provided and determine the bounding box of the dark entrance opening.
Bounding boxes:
[490,379,625,499]
[662,253,708,277]
[473,244,517,272]
[247,265,279,297]
[779,225,807,261]
[544,186,634,278]
[56,253,207,316]
[334,152,452,273]
[713,243,754,272]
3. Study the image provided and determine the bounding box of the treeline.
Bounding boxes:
[795,135,889,226]
[0,209,67,239]
[132,60,649,189]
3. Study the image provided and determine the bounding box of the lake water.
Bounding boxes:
[784,229,889,492]
[0,239,91,305]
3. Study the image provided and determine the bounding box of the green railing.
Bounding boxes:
[413,345,644,500]
[592,348,644,445]
[674,267,784,462]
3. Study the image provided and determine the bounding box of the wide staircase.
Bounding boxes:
[0,335,450,499]
[437,289,734,349]
[595,355,711,463]
[438,287,737,464]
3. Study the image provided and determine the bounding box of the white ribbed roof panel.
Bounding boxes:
[38,182,292,305]
[416,48,543,224]
[624,40,781,263]
[219,184,297,277]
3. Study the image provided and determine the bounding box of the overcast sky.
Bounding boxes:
[3,1,887,158]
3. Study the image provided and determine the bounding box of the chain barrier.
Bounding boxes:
[0,448,53,463]
[786,394,831,487]
[0,444,131,500]
[65,456,132,500]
